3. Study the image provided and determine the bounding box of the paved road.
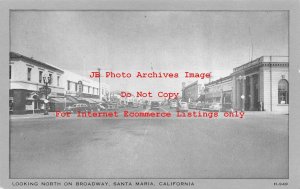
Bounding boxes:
[10,106,288,178]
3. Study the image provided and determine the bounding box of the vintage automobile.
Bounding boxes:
[107,102,118,110]
[202,103,212,111]
[176,102,189,112]
[64,103,90,113]
[132,102,139,108]
[188,102,197,109]
[196,102,205,110]
[208,102,222,112]
[150,101,160,110]
[169,100,178,109]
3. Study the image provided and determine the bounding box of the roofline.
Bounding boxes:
[205,75,232,87]
[233,55,288,72]
[10,52,64,73]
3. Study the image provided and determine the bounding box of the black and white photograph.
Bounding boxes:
[8,10,290,181]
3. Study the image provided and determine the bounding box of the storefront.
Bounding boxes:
[10,52,65,114]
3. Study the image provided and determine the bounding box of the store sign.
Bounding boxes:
[78,81,83,94]
[39,86,51,95]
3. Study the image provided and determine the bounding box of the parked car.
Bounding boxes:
[118,103,125,108]
[169,101,177,109]
[96,103,106,111]
[188,102,197,109]
[107,102,118,110]
[202,103,211,111]
[196,102,205,110]
[64,103,89,113]
[176,102,189,112]
[151,101,160,110]
[208,102,222,112]
[132,102,139,108]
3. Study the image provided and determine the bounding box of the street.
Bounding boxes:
[10,106,288,179]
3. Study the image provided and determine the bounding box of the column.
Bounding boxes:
[249,75,255,110]
[242,77,246,111]
[236,79,241,110]
[232,75,236,109]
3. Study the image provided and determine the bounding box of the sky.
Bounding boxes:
[10,11,288,96]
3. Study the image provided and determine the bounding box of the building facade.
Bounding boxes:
[63,70,110,101]
[10,52,65,114]
[232,56,289,113]
[204,76,233,107]
[10,52,111,114]
[182,81,204,102]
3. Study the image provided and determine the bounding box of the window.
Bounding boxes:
[75,83,78,91]
[88,86,90,93]
[39,71,43,83]
[67,81,70,90]
[27,67,32,81]
[278,79,288,104]
[48,73,52,85]
[9,65,11,79]
[57,76,60,86]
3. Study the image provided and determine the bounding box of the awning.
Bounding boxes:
[66,96,79,103]
[77,97,98,104]
[49,97,72,103]
[91,98,102,103]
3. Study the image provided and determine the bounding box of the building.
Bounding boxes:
[232,56,289,113]
[10,52,111,114]
[182,81,205,102]
[63,70,110,101]
[204,75,233,110]
[9,52,65,114]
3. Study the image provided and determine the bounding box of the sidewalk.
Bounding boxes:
[10,112,56,120]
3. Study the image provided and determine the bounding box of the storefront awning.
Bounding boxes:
[66,96,79,103]
[77,97,99,104]
[49,97,72,103]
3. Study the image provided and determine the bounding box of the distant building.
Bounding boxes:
[204,75,233,110]
[63,70,110,101]
[204,56,289,113]
[182,81,204,102]
[9,52,64,114]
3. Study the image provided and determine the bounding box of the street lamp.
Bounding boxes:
[42,72,52,115]
[237,75,246,111]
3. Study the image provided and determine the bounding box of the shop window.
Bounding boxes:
[278,79,288,104]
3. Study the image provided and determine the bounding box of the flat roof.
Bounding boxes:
[10,52,64,73]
